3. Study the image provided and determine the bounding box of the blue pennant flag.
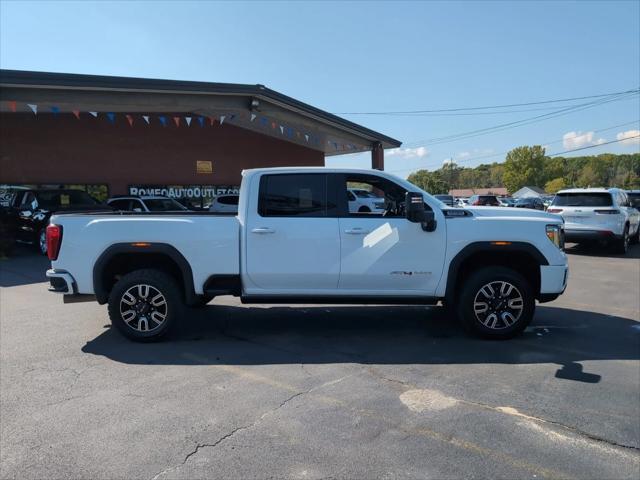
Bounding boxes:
[106,112,115,124]
[159,116,167,127]
[50,106,60,116]
[260,117,268,127]
[198,116,205,127]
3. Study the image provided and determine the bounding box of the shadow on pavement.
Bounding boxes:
[82,304,639,383]
[564,242,640,259]
[0,245,49,287]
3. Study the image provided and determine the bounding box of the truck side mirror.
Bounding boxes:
[405,192,437,232]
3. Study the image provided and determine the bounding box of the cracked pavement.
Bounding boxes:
[1,244,639,479]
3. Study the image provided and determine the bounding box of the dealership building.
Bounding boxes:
[0,70,401,206]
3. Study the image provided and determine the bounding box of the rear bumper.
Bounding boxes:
[46,269,76,294]
[564,229,620,242]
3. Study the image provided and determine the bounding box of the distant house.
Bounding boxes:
[449,187,508,197]
[512,186,546,199]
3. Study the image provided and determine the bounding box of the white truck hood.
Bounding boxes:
[462,206,564,223]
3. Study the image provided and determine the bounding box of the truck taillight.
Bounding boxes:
[46,224,63,260]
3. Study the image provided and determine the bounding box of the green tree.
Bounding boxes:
[544,177,566,193]
[407,170,449,194]
[502,145,546,193]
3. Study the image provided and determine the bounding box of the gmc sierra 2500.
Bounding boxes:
[46,167,568,341]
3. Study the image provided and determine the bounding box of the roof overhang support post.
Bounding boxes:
[372,142,384,171]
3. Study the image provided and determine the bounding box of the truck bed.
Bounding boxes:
[50,212,240,295]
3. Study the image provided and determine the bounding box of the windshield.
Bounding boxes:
[36,190,98,208]
[552,192,613,207]
[144,198,187,211]
[353,189,379,198]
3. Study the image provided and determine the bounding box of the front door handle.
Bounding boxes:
[251,227,275,234]
[344,228,369,235]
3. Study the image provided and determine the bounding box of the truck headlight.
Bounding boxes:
[546,224,563,249]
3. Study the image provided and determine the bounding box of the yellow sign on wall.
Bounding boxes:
[196,161,213,174]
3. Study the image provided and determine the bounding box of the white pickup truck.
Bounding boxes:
[46,167,568,342]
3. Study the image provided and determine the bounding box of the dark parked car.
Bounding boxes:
[627,190,640,210]
[514,197,545,210]
[2,187,112,255]
[468,194,500,206]
[434,194,455,207]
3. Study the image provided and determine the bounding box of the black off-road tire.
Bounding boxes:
[456,266,535,340]
[358,206,371,213]
[107,269,183,342]
[629,225,639,245]
[612,225,630,254]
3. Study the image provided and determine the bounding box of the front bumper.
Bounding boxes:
[539,264,568,303]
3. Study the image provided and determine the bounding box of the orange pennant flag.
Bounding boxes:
[125,114,134,127]
[8,101,17,112]
[72,110,81,120]
[173,116,180,127]
[208,116,215,126]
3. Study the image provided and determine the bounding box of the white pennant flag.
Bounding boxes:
[142,115,150,124]
[304,134,309,142]
[279,125,284,134]
[27,104,38,115]
[219,115,226,125]
[250,113,257,122]
[89,111,98,117]
[185,116,192,126]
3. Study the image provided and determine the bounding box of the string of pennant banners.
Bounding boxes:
[2,99,360,152]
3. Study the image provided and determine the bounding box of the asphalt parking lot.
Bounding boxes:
[1,245,639,479]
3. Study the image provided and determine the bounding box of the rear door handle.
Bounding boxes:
[344,228,369,235]
[251,227,275,234]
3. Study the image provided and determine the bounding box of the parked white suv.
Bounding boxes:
[548,188,640,253]
[209,194,239,213]
[347,188,385,213]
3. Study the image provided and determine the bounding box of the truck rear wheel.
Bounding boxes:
[457,266,535,339]
[107,269,183,342]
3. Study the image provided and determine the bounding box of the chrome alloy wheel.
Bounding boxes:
[119,284,167,332]
[473,281,524,330]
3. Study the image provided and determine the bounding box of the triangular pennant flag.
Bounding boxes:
[89,111,98,117]
[173,116,180,127]
[296,131,301,138]
[279,125,284,134]
[8,101,17,112]
[72,110,81,120]
[51,106,60,116]
[208,116,215,126]
[250,113,257,122]
[197,116,205,127]
[106,112,115,124]
[228,114,235,122]
[219,115,226,125]
[304,134,309,142]
[185,116,192,126]
[260,117,268,127]
[142,115,150,124]
[27,104,38,115]
[333,142,338,150]
[159,116,167,127]
[125,114,134,126]
[271,121,277,129]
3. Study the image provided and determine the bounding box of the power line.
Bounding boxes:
[546,134,640,157]
[335,88,639,115]
[335,89,638,115]
[400,91,638,148]
[386,119,640,174]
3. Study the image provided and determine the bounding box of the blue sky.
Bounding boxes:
[1,0,639,177]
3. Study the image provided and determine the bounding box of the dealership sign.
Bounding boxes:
[128,185,239,199]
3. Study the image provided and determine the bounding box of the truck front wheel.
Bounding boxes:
[457,266,535,339]
[107,269,183,342]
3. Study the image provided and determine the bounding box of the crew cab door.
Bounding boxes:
[336,173,446,295]
[244,173,341,292]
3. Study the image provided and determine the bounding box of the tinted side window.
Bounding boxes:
[218,196,239,205]
[259,174,331,217]
[108,199,130,210]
